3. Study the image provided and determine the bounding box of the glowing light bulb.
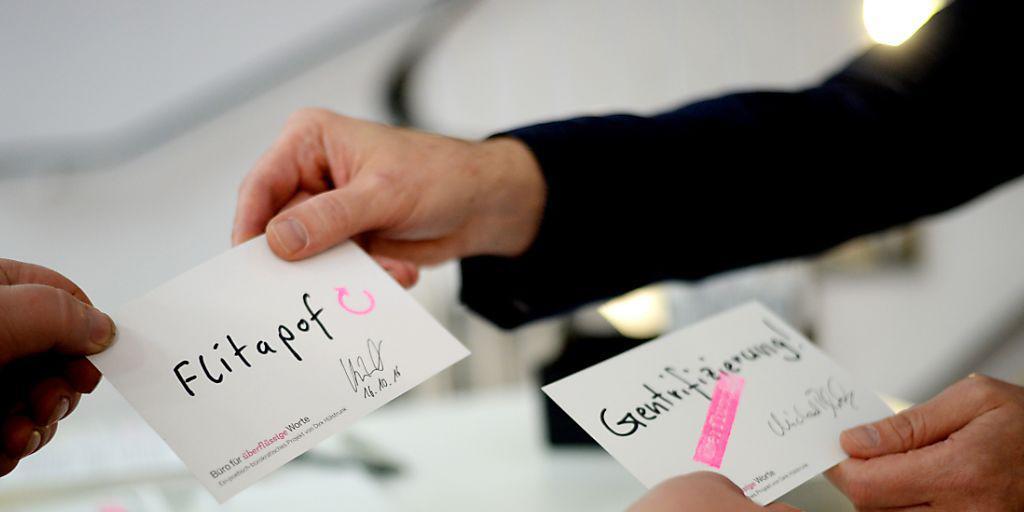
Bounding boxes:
[863,0,942,46]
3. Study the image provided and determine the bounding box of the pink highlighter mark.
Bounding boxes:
[693,372,745,469]
[335,287,376,315]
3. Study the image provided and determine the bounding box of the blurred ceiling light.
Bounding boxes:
[598,285,671,339]
[863,0,942,46]
[879,393,913,413]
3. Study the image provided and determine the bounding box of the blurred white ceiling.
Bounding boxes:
[0,0,433,173]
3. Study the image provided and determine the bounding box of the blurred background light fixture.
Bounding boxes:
[597,285,671,339]
[863,0,942,46]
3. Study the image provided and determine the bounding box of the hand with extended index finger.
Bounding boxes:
[826,374,1024,511]
[0,258,115,477]
[232,109,547,287]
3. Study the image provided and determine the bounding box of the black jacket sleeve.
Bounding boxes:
[460,0,1022,329]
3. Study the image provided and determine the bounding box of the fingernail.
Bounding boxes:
[269,218,308,254]
[48,397,70,424]
[845,425,880,449]
[88,307,115,349]
[23,430,41,457]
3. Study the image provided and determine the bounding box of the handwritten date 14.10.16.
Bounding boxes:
[341,338,401,399]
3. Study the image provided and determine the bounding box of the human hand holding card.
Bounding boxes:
[89,236,469,502]
[543,302,892,505]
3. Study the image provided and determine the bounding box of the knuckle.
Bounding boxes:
[362,171,411,226]
[7,286,60,334]
[54,277,88,305]
[365,167,404,195]
[286,108,315,125]
[282,110,326,147]
[967,372,995,383]
[19,286,82,336]
[19,285,55,310]
[287,107,332,126]
[0,259,17,284]
[965,374,1004,403]
[316,193,354,236]
[887,410,925,449]
[49,288,82,332]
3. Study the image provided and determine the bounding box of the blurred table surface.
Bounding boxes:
[0,384,854,511]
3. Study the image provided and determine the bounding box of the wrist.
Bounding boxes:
[470,137,546,257]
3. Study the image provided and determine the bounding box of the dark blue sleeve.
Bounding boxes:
[460,0,1022,329]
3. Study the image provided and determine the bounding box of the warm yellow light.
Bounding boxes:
[863,0,942,46]
[880,393,913,413]
[598,285,671,339]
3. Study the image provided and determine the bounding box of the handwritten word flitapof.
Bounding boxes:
[335,287,375,315]
[172,293,333,397]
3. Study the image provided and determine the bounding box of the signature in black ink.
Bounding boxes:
[341,338,385,395]
[767,377,857,437]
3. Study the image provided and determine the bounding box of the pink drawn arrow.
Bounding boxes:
[335,287,375,315]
